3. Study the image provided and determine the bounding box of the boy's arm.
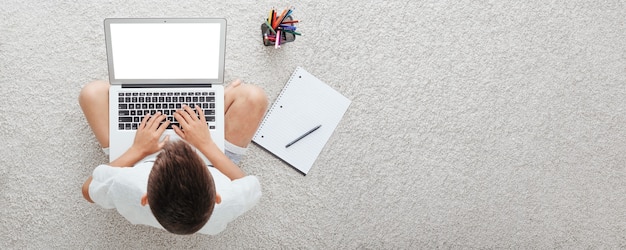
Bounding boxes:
[173,105,245,180]
[82,176,94,203]
[111,112,171,167]
[108,146,151,167]
[197,141,245,180]
[82,146,145,203]
[83,113,170,202]
[82,145,153,203]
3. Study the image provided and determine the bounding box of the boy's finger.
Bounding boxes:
[183,105,198,121]
[150,114,166,130]
[157,114,168,127]
[196,106,206,123]
[156,119,170,134]
[139,113,150,129]
[158,135,170,149]
[146,112,161,128]
[173,112,188,128]
[177,107,193,123]
[173,125,185,139]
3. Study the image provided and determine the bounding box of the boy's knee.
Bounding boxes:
[241,84,268,110]
[79,80,109,103]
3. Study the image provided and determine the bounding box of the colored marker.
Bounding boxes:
[273,9,288,29]
[283,30,301,36]
[279,25,297,31]
[265,20,276,34]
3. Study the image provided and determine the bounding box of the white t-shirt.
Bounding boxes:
[89,161,261,235]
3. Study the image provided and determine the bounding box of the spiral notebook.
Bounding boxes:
[253,67,351,175]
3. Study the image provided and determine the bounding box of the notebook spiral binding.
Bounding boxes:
[254,67,302,140]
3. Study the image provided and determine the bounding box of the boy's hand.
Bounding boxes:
[172,105,213,149]
[132,112,170,156]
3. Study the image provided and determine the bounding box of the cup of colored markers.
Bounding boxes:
[261,7,301,48]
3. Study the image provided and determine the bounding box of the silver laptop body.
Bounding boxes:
[104,18,227,164]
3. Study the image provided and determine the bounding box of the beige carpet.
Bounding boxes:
[1,0,625,248]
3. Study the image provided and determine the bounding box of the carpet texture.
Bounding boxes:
[1,0,625,248]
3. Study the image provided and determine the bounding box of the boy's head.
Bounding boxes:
[147,140,216,235]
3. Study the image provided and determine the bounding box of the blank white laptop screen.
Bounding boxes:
[109,23,221,80]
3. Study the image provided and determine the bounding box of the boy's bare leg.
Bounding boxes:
[78,79,267,149]
[79,80,110,148]
[223,80,268,148]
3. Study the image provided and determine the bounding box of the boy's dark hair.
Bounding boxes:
[147,140,215,235]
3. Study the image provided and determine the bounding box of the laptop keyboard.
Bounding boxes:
[117,91,216,131]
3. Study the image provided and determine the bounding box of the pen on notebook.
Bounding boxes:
[285,125,322,148]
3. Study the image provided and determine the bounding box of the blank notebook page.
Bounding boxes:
[253,67,351,175]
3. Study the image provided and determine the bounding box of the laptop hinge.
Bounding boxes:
[121,84,213,88]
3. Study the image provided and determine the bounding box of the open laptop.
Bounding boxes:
[104,18,227,164]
